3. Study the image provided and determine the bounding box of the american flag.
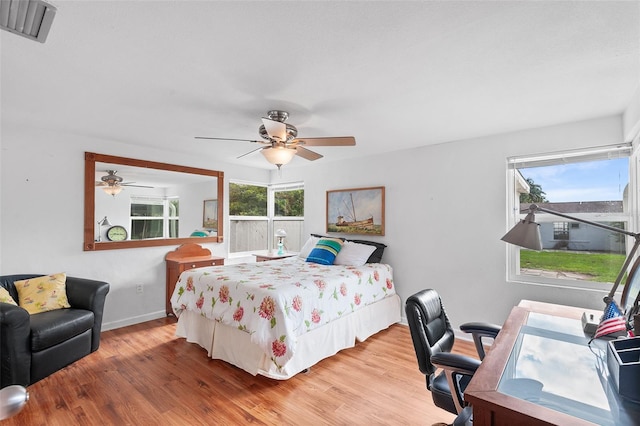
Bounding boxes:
[593,300,628,339]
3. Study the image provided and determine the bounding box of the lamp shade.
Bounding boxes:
[275,229,287,238]
[102,185,123,196]
[97,216,112,227]
[501,212,542,251]
[262,147,296,168]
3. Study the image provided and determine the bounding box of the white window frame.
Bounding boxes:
[506,143,635,290]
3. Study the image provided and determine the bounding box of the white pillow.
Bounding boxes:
[298,236,320,259]
[334,241,376,266]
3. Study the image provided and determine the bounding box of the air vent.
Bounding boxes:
[0,0,56,43]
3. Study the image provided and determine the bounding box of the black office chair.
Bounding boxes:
[405,289,501,417]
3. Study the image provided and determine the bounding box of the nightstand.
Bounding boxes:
[165,243,224,315]
[253,251,298,262]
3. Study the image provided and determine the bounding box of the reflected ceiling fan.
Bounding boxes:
[196,110,356,169]
[95,170,153,197]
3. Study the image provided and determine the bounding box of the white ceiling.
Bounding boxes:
[2,1,639,170]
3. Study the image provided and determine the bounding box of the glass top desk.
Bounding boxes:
[464,300,640,425]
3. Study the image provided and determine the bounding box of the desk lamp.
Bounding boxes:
[502,204,640,333]
[275,229,287,255]
[96,216,112,242]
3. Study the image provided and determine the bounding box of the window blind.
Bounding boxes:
[508,143,632,169]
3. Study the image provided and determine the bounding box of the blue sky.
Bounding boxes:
[520,158,628,202]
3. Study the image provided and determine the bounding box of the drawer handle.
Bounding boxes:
[191,264,196,268]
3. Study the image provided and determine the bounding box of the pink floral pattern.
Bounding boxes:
[171,257,394,370]
[272,338,287,357]
[219,285,230,304]
[233,306,244,322]
[311,308,322,323]
[292,295,303,312]
[259,296,276,320]
[340,283,348,296]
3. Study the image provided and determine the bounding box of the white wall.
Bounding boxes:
[0,114,627,331]
[624,86,640,142]
[0,127,268,330]
[273,115,625,329]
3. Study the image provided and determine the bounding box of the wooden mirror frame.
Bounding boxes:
[84,152,224,251]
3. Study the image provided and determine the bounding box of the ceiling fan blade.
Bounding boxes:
[294,136,356,146]
[237,146,265,159]
[122,183,154,188]
[195,136,263,143]
[295,146,324,161]
[261,118,287,142]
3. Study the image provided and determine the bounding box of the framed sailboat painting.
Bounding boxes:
[326,186,385,235]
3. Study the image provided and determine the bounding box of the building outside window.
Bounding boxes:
[506,143,637,290]
[229,181,304,254]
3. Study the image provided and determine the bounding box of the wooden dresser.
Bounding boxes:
[165,243,224,316]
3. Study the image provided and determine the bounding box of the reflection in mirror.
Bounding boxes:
[84,152,224,251]
[94,162,217,240]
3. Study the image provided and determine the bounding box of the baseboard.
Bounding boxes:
[102,310,167,331]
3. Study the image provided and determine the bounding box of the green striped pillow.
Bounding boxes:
[306,238,344,265]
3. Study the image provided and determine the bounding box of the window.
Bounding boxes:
[229,183,268,253]
[553,222,569,240]
[272,183,304,253]
[229,182,304,254]
[507,144,636,289]
[130,196,179,240]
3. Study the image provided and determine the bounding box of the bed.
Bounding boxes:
[170,239,400,379]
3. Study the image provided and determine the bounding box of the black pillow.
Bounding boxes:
[311,234,386,263]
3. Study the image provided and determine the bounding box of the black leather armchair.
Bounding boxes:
[0,274,109,388]
[405,289,501,416]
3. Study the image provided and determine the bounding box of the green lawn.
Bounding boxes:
[519,250,626,283]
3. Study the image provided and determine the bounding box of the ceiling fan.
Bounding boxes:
[196,110,356,169]
[95,170,152,196]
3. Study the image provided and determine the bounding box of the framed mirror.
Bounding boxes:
[84,152,224,251]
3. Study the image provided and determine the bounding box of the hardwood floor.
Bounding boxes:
[5,319,477,426]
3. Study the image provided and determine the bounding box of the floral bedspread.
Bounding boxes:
[171,256,395,371]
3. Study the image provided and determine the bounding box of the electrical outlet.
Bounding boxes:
[136,284,143,294]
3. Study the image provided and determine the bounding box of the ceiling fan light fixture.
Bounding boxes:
[261,147,296,169]
[102,185,123,197]
[196,110,356,167]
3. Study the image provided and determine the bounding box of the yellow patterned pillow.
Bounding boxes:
[14,273,71,314]
[0,287,17,306]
